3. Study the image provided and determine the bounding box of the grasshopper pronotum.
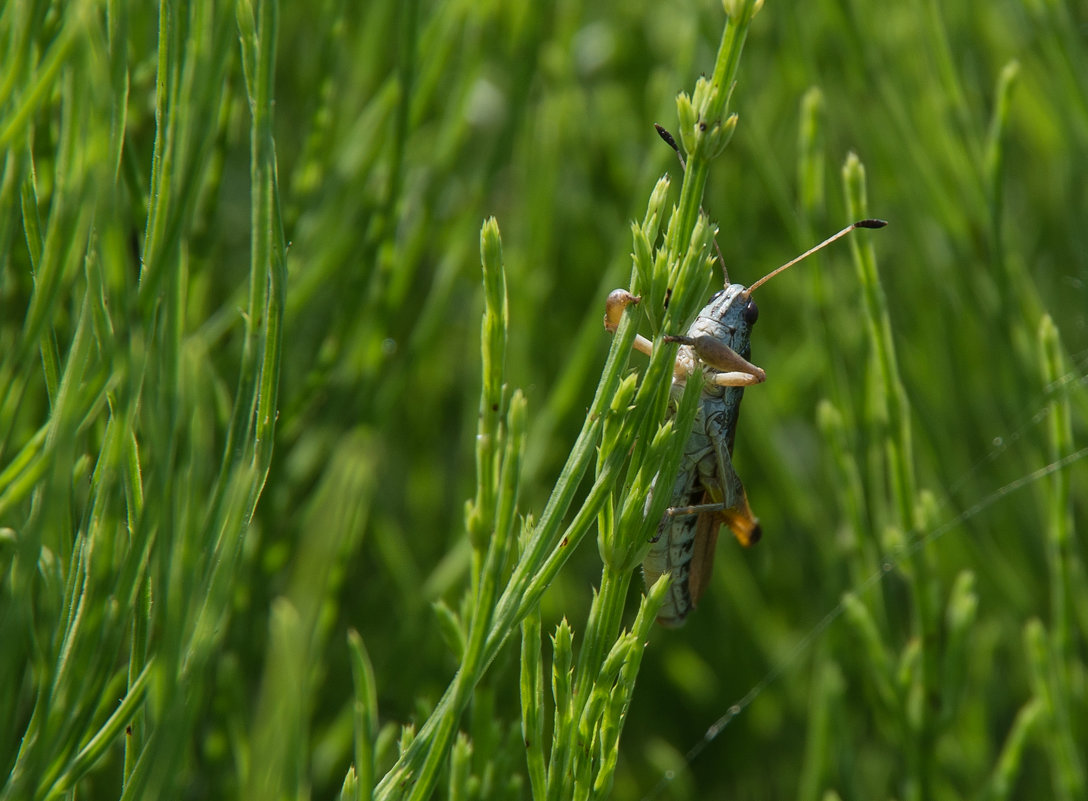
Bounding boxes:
[605,218,887,625]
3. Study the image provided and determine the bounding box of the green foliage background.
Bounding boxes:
[1,0,1086,799]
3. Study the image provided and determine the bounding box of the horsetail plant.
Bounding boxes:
[371,2,765,797]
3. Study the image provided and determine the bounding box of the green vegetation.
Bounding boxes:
[1,1,1085,800]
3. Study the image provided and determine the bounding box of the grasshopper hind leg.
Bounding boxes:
[657,485,761,547]
[706,408,761,546]
[721,476,761,546]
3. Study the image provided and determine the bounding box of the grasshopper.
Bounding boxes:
[605,218,887,625]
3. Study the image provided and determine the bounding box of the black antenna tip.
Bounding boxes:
[855,219,888,229]
[654,123,680,152]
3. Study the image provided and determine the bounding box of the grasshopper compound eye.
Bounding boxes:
[743,298,759,325]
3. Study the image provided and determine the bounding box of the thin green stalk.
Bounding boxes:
[938,571,978,728]
[545,619,575,801]
[551,566,632,799]
[388,221,523,801]
[0,426,49,519]
[105,0,129,182]
[983,61,1018,303]
[467,217,509,565]
[668,0,758,259]
[921,0,978,164]
[981,698,1044,801]
[0,7,83,151]
[403,391,527,801]
[1037,316,1084,799]
[818,402,884,625]
[796,657,844,801]
[1038,318,1073,657]
[844,154,934,801]
[448,734,472,801]
[19,166,60,410]
[797,86,826,230]
[17,80,94,395]
[348,612,380,798]
[520,605,546,801]
[375,320,639,798]
[573,568,633,700]
[217,0,275,507]
[570,633,633,796]
[590,582,666,800]
[140,0,179,300]
[48,660,154,798]
[1024,618,1085,801]
[190,0,287,662]
[843,155,916,533]
[242,0,287,517]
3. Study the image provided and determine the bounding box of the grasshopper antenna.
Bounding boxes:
[655,123,732,285]
[746,218,888,293]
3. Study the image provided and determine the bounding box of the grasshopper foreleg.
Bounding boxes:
[603,293,766,387]
[663,334,766,385]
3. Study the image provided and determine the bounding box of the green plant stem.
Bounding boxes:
[668,2,754,265]
[520,606,546,801]
[575,566,634,700]
[403,391,526,801]
[1037,317,1084,799]
[844,155,935,801]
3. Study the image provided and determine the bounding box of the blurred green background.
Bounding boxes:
[2,0,1086,799]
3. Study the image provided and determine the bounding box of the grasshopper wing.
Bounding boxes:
[686,484,760,615]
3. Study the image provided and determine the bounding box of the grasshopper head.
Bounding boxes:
[690,219,888,351]
[688,283,759,356]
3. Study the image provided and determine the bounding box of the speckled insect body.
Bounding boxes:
[605,218,885,626]
[643,284,763,626]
